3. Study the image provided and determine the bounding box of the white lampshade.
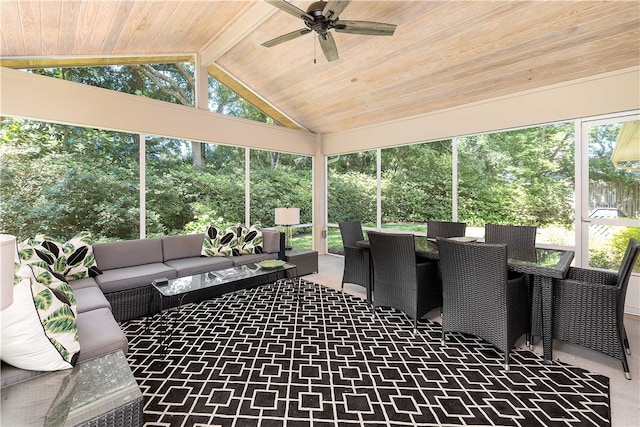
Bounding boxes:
[0,234,16,310]
[274,208,300,226]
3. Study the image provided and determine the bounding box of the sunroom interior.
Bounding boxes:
[1,1,640,424]
[2,0,639,311]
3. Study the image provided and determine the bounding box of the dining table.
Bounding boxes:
[356,235,575,363]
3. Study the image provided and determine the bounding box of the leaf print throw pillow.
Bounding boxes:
[1,262,80,371]
[17,232,102,282]
[201,224,237,257]
[237,223,264,255]
[62,231,102,281]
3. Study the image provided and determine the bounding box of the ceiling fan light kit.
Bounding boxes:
[262,0,397,62]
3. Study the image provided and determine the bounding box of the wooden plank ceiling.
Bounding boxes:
[1,1,638,135]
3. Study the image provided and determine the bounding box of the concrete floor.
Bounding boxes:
[305,254,640,427]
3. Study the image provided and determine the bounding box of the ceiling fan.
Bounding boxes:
[262,0,397,62]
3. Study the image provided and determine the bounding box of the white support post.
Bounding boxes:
[139,133,146,239]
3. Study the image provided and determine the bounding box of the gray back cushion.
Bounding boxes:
[162,234,204,261]
[93,238,163,270]
[262,230,280,254]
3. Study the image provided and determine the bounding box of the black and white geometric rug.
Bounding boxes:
[122,279,610,427]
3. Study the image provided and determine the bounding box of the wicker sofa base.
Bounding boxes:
[106,268,292,323]
[80,395,144,427]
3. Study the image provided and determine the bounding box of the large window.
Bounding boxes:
[327,151,377,254]
[457,123,575,244]
[1,118,313,244]
[381,140,452,231]
[249,150,313,249]
[28,63,196,107]
[0,118,140,242]
[585,119,640,272]
[145,137,245,237]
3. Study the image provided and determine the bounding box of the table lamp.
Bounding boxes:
[274,208,299,250]
[1,234,16,310]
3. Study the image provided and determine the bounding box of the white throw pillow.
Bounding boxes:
[1,262,80,371]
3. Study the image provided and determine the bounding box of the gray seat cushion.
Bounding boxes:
[73,286,111,313]
[164,256,233,277]
[231,253,278,266]
[67,276,99,290]
[96,263,177,293]
[76,308,128,362]
[0,363,44,388]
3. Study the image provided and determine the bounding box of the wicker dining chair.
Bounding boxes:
[339,221,370,293]
[532,238,639,379]
[426,221,467,238]
[437,238,530,370]
[485,223,537,248]
[368,231,441,329]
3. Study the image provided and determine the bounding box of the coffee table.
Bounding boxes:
[149,262,296,354]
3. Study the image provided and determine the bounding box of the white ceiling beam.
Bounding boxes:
[200,1,277,64]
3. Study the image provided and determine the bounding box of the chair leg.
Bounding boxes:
[622,325,631,355]
[622,353,631,380]
[504,352,510,372]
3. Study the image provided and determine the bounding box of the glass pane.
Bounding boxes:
[28,63,195,107]
[327,225,344,254]
[589,225,640,272]
[327,151,377,225]
[381,140,452,232]
[458,123,575,245]
[327,151,377,254]
[145,137,245,236]
[587,121,640,218]
[250,150,312,250]
[0,117,139,242]
[587,119,640,270]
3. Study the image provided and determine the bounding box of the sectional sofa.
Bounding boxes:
[1,230,284,395]
[89,230,285,322]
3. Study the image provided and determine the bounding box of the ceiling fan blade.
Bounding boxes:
[318,32,339,62]
[322,0,351,20]
[262,28,312,47]
[334,20,397,36]
[265,0,313,21]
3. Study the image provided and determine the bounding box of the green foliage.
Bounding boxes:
[328,171,377,224]
[457,123,575,227]
[589,227,640,272]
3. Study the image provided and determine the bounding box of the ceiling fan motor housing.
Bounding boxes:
[305,1,332,35]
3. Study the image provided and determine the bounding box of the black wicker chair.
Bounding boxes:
[368,231,441,329]
[426,221,466,238]
[339,221,370,294]
[438,238,530,370]
[532,238,640,379]
[485,223,536,247]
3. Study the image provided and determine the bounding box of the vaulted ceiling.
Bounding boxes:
[1,1,638,135]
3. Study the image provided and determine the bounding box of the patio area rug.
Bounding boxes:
[122,278,610,427]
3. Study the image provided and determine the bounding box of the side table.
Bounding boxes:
[1,351,143,427]
[285,249,318,276]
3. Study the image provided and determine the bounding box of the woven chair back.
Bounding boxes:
[339,221,365,247]
[426,221,467,238]
[485,224,536,248]
[437,238,527,355]
[368,232,421,318]
[617,238,640,292]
